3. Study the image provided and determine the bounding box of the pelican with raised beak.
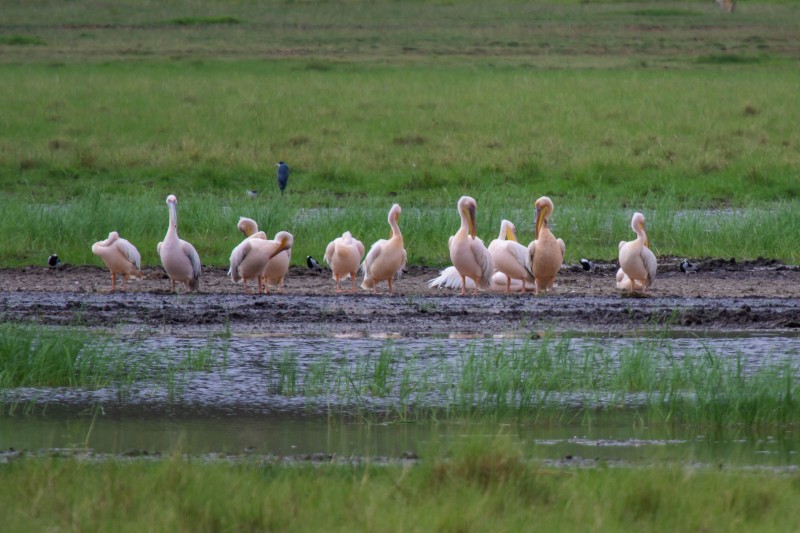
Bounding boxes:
[361,204,407,294]
[157,194,201,292]
[617,212,657,294]
[528,196,565,294]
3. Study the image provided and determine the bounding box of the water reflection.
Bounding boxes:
[1,413,797,467]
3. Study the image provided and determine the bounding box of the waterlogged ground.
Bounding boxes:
[1,259,800,333]
[2,260,800,466]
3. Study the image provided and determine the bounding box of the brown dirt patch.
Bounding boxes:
[1,259,799,334]
[1,258,798,299]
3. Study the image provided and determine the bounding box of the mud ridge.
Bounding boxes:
[2,261,800,333]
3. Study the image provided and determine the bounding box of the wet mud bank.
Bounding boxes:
[1,260,800,333]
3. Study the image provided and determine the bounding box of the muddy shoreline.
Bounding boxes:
[1,259,799,333]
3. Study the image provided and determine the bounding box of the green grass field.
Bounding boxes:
[1,1,799,266]
[3,450,800,532]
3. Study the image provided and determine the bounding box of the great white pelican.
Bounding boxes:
[91,231,142,291]
[488,219,535,293]
[157,194,201,292]
[527,196,565,294]
[229,231,293,294]
[228,225,269,293]
[447,196,493,296]
[324,231,366,292]
[617,212,657,294]
[361,204,407,294]
[262,231,293,292]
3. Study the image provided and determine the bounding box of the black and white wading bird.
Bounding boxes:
[680,259,697,274]
[580,258,594,272]
[306,255,324,271]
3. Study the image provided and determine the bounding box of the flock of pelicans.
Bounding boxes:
[90,194,659,296]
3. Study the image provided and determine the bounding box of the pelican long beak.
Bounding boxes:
[389,211,400,239]
[466,204,476,239]
[269,238,290,259]
[168,201,178,229]
[506,225,518,243]
[641,222,649,249]
[534,206,545,239]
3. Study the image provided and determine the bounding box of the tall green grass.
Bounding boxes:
[1,192,797,267]
[3,323,798,428]
[0,324,226,411]
[2,450,800,532]
[267,335,800,428]
[0,323,113,389]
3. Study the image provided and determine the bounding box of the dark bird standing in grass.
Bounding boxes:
[277,161,290,194]
[48,254,62,269]
[580,258,594,272]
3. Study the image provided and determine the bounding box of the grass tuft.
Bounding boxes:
[0,35,46,46]
[0,324,113,389]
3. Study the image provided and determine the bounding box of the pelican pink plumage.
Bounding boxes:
[91,231,141,291]
[361,204,406,294]
[448,196,493,296]
[229,229,292,294]
[157,194,201,292]
[527,196,565,294]
[488,219,535,293]
[617,212,657,294]
[262,231,293,292]
[325,231,365,292]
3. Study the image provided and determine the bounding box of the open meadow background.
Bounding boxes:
[1,0,798,266]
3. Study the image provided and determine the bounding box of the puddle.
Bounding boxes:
[1,414,798,468]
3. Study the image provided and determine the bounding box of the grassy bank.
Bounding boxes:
[1,192,797,267]
[2,448,800,532]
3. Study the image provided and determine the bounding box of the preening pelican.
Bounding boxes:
[527,197,565,294]
[262,231,293,292]
[237,217,259,238]
[324,231,365,292]
[91,231,142,291]
[229,231,292,294]
[488,219,535,293]
[618,212,657,294]
[228,230,269,293]
[448,196,493,296]
[157,194,201,292]
[361,204,407,294]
